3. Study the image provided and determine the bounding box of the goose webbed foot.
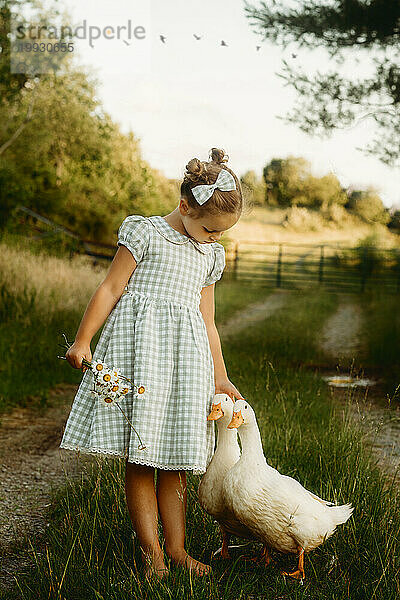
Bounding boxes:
[282,547,305,581]
[239,544,273,567]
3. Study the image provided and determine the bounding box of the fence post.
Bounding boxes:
[276,244,282,288]
[319,245,324,284]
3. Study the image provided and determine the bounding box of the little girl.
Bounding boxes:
[61,147,245,580]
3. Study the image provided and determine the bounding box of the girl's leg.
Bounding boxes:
[125,460,168,579]
[156,469,211,576]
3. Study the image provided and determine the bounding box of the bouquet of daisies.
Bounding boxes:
[58,333,146,451]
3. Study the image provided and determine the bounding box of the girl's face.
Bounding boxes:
[179,199,239,244]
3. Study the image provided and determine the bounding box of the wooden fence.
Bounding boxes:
[223,241,400,294]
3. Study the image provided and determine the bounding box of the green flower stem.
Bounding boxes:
[115,402,146,450]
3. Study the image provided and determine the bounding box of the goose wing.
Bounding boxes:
[280,474,335,506]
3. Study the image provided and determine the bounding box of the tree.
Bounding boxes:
[388,209,400,231]
[263,156,310,207]
[244,1,400,167]
[1,65,176,236]
[263,156,350,210]
[346,188,390,224]
[0,1,177,237]
[240,170,267,206]
[0,0,31,102]
[302,174,347,210]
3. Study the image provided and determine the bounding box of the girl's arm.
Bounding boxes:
[66,246,137,370]
[199,284,244,401]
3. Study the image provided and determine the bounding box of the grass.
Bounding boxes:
[3,288,400,599]
[358,289,400,399]
[214,277,275,325]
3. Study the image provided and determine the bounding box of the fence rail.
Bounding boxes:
[223,241,400,294]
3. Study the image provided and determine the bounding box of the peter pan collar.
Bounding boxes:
[147,215,212,254]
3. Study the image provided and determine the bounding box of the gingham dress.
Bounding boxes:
[59,214,226,474]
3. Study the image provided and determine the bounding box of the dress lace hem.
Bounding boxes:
[59,443,206,474]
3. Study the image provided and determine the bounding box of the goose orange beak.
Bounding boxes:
[227,410,244,429]
[207,402,224,420]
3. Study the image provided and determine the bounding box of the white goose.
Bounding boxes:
[198,393,252,559]
[223,399,354,580]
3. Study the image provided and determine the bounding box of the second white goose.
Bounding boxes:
[223,399,354,579]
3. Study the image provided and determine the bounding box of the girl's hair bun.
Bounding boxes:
[180,146,243,212]
[184,157,210,185]
[209,147,229,165]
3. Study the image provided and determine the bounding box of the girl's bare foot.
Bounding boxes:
[142,550,169,582]
[144,565,169,583]
[167,549,211,576]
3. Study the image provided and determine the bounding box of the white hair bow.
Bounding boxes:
[191,168,236,205]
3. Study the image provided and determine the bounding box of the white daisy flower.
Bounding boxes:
[99,390,119,407]
[91,360,106,374]
[96,368,114,386]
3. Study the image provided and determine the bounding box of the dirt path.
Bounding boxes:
[0,292,289,594]
[319,299,364,361]
[318,296,400,480]
[219,290,289,339]
[0,384,97,593]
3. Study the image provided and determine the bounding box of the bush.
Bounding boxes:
[281,206,325,231]
[388,209,400,231]
[320,203,355,226]
[346,189,390,225]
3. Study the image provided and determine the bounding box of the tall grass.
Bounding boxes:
[0,242,105,417]
[5,290,400,599]
[0,241,105,317]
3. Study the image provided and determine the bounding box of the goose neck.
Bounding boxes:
[216,425,238,449]
[238,421,265,460]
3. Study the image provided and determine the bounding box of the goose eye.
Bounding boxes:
[245,404,248,409]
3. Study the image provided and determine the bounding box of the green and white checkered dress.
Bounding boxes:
[60,215,226,474]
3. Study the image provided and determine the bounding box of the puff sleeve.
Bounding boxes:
[117,215,150,264]
[202,243,226,288]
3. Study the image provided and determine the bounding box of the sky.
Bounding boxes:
[43,0,400,208]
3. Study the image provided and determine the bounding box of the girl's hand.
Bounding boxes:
[214,377,245,402]
[66,341,92,372]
